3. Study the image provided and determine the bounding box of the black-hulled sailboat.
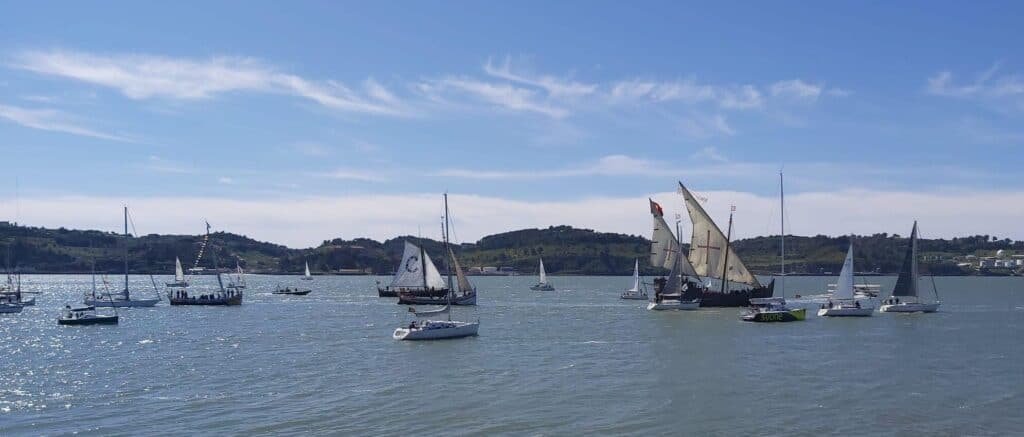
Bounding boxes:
[677,183,774,306]
[377,241,450,298]
[167,222,242,306]
[879,222,941,313]
[397,194,477,306]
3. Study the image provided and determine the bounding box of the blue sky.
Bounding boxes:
[0,1,1022,246]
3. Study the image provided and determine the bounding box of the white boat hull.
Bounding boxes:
[85,297,159,308]
[620,293,648,300]
[393,321,479,340]
[879,302,940,313]
[647,299,700,311]
[817,306,874,317]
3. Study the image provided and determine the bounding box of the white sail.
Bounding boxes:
[649,199,699,277]
[538,258,548,284]
[410,304,450,317]
[174,257,184,281]
[389,241,448,290]
[629,259,640,292]
[304,262,311,278]
[834,245,855,300]
[679,183,761,287]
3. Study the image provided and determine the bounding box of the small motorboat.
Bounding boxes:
[741,297,806,322]
[58,305,118,325]
[647,296,700,311]
[273,286,312,296]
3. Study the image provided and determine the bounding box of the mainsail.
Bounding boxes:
[304,262,311,278]
[834,245,855,300]
[891,222,919,297]
[174,257,184,282]
[628,259,640,292]
[678,183,761,288]
[538,258,548,284]
[389,241,447,290]
[649,199,698,277]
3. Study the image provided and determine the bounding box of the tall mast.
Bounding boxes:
[780,171,785,298]
[719,208,733,294]
[419,240,428,290]
[123,206,129,297]
[443,193,453,320]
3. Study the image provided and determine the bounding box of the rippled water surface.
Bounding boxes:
[2,274,1023,435]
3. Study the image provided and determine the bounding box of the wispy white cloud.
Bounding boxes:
[218,177,235,185]
[318,167,388,182]
[483,56,596,98]
[926,63,1024,100]
[423,76,569,118]
[11,49,409,116]
[289,142,332,157]
[770,79,822,101]
[679,113,735,138]
[435,154,763,180]
[0,102,130,141]
[142,155,196,174]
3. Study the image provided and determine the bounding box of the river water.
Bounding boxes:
[1,275,1022,435]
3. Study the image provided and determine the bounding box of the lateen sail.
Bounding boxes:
[538,258,548,284]
[389,241,447,290]
[649,199,698,277]
[448,247,474,294]
[678,183,761,288]
[174,257,184,282]
[891,222,919,298]
[834,245,855,300]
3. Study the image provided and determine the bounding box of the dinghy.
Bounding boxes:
[880,222,941,313]
[58,305,118,325]
[273,286,312,296]
[530,258,555,291]
[818,245,874,317]
[620,259,648,300]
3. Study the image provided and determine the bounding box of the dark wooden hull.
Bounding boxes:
[697,279,775,307]
[59,316,118,325]
[169,294,243,306]
[273,290,311,296]
[378,288,449,298]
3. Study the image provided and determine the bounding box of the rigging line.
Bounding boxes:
[125,207,161,297]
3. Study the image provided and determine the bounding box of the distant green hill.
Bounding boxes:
[0,222,1021,276]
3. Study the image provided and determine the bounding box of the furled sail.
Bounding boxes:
[649,199,698,277]
[678,183,761,287]
[448,247,475,294]
[389,241,448,290]
[538,258,548,284]
[891,222,919,297]
[174,257,184,281]
[834,245,855,300]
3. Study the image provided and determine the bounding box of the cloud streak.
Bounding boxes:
[0,102,130,141]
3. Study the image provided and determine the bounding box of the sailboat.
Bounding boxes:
[647,200,701,310]
[85,207,160,307]
[393,193,479,340]
[377,241,450,298]
[529,258,555,291]
[398,195,478,306]
[301,261,313,280]
[167,222,243,306]
[818,245,874,316]
[740,173,805,322]
[61,263,118,325]
[879,222,941,313]
[0,272,25,313]
[620,259,648,300]
[227,262,247,290]
[678,183,774,306]
[166,257,189,288]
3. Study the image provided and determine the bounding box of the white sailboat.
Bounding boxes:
[647,199,701,310]
[301,261,313,280]
[620,259,648,300]
[227,262,247,290]
[378,242,451,297]
[880,222,941,313]
[166,257,189,288]
[393,193,479,340]
[530,258,555,291]
[818,245,874,316]
[85,207,160,307]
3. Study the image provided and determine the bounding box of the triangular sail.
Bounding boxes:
[649,199,698,277]
[389,241,447,290]
[304,262,311,278]
[448,247,474,294]
[891,222,919,298]
[679,183,761,287]
[834,245,855,300]
[629,259,640,292]
[538,258,548,284]
[174,257,184,281]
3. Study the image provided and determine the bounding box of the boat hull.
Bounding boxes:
[168,294,243,306]
[378,288,449,298]
[85,297,159,308]
[817,306,874,317]
[698,281,775,307]
[273,290,311,296]
[58,315,118,325]
[879,302,939,313]
[0,304,24,314]
[620,292,648,300]
[647,299,701,310]
[530,283,555,291]
[398,292,476,306]
[743,308,806,322]
[393,321,479,340]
